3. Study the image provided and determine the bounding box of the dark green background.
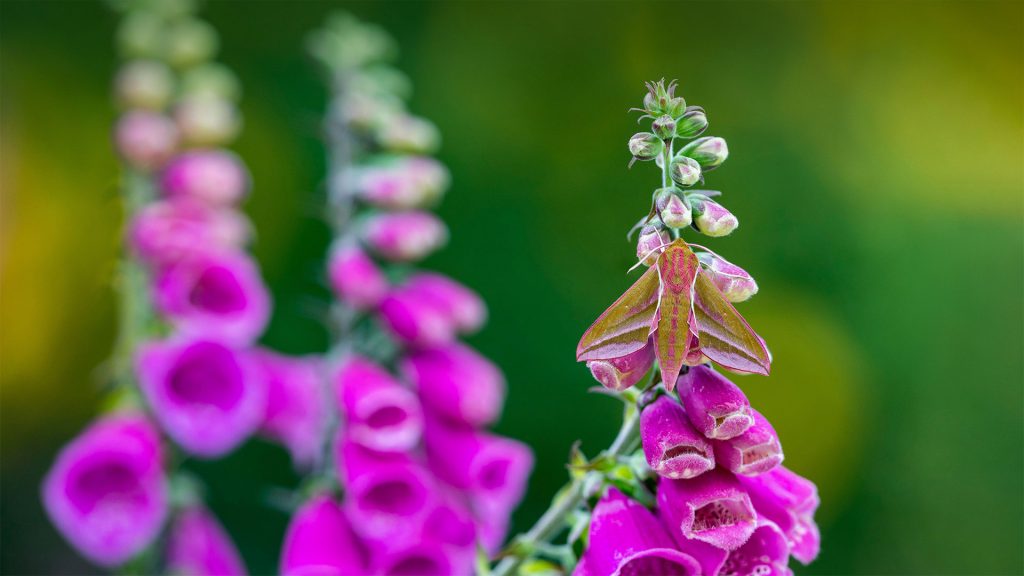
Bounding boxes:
[2,1,1022,574]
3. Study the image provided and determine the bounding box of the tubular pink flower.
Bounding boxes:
[668,536,728,576]
[326,243,388,311]
[421,497,477,553]
[697,252,758,303]
[41,414,168,567]
[738,466,820,564]
[362,211,448,262]
[114,110,178,171]
[640,395,715,480]
[335,355,423,453]
[378,286,457,348]
[353,156,449,210]
[575,488,701,576]
[656,469,757,551]
[160,150,250,207]
[254,350,329,468]
[422,417,533,519]
[152,250,270,345]
[721,521,792,576]
[403,272,487,335]
[677,364,753,440]
[166,505,247,576]
[371,542,456,576]
[136,337,266,457]
[401,343,506,427]
[713,408,784,476]
[587,338,655,391]
[129,199,251,267]
[280,495,366,576]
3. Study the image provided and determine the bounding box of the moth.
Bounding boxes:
[576,238,770,389]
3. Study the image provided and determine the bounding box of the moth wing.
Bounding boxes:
[576,265,660,361]
[692,270,771,375]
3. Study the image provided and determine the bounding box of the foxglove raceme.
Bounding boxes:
[136,337,266,457]
[152,250,270,344]
[698,252,759,303]
[692,198,738,237]
[587,337,655,391]
[115,110,178,171]
[640,395,715,479]
[714,408,784,476]
[575,489,701,576]
[401,343,506,427]
[362,211,448,262]
[738,466,821,564]
[677,364,753,440]
[41,414,168,567]
[130,199,251,266]
[255,350,329,468]
[280,495,366,576]
[336,355,423,453]
[160,150,250,206]
[166,506,247,576]
[326,243,389,311]
[657,469,757,551]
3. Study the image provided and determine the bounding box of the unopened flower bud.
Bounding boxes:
[115,60,174,110]
[643,80,686,117]
[377,113,441,154]
[174,97,241,147]
[692,198,739,237]
[166,506,247,576]
[327,243,388,310]
[697,252,758,303]
[677,365,753,440]
[676,106,709,139]
[165,19,219,68]
[670,156,702,187]
[641,395,715,479]
[656,190,692,229]
[587,338,655,391]
[362,211,448,262]
[714,408,784,476]
[681,136,729,170]
[160,150,250,206]
[628,132,663,162]
[651,115,676,140]
[181,63,242,102]
[115,111,178,171]
[636,224,670,266]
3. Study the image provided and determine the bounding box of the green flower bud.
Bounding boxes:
[670,155,702,187]
[652,115,676,140]
[180,63,242,102]
[116,12,165,58]
[115,60,174,110]
[642,79,685,117]
[676,106,708,139]
[628,132,664,162]
[165,19,219,68]
[680,136,729,170]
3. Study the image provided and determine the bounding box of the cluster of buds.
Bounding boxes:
[42,2,309,572]
[279,14,532,576]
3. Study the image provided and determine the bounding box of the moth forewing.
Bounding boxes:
[692,271,771,375]
[576,265,660,362]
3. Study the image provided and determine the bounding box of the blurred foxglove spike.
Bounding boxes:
[254,351,329,469]
[166,505,247,576]
[115,110,178,171]
[401,343,506,427]
[361,211,448,262]
[335,355,423,453]
[280,495,366,576]
[327,243,389,311]
[160,150,250,207]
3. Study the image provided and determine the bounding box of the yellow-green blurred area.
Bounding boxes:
[2,1,1022,574]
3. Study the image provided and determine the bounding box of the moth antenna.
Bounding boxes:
[627,241,673,274]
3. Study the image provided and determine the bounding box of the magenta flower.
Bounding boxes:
[421,497,477,553]
[587,338,655,391]
[401,343,506,427]
[575,488,701,576]
[166,505,247,576]
[371,542,456,576]
[697,252,758,303]
[353,156,449,210]
[114,110,178,171]
[41,414,168,567]
[152,250,270,344]
[136,337,266,457]
[280,495,366,576]
[326,243,388,311]
[335,355,423,453]
[254,350,329,468]
[677,365,753,440]
[378,285,457,348]
[160,150,250,207]
[721,521,792,576]
[403,272,487,335]
[130,199,250,267]
[738,466,821,564]
[656,469,757,551]
[362,211,448,262]
[640,395,715,480]
[714,408,784,477]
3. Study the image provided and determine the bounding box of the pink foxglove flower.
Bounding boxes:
[114,110,178,171]
[402,272,487,334]
[254,350,329,468]
[352,156,449,210]
[160,150,250,207]
[721,521,792,576]
[335,355,423,453]
[280,495,366,576]
[575,488,701,576]
[677,365,754,440]
[130,199,251,266]
[166,505,247,576]
[587,337,655,391]
[378,285,457,348]
[362,211,448,262]
[136,337,266,457]
[152,250,270,345]
[656,469,757,551]
[738,466,821,564]
[401,343,506,427]
[713,408,784,476]
[640,395,715,480]
[371,542,456,576]
[326,243,388,311]
[41,414,168,567]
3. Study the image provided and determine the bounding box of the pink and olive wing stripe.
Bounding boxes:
[577,266,660,362]
[693,271,771,375]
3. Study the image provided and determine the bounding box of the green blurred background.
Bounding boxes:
[2,1,1022,574]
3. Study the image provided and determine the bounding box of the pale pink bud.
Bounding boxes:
[160,150,250,207]
[698,252,758,303]
[129,199,251,267]
[379,286,457,348]
[587,338,655,391]
[353,157,449,210]
[636,225,671,266]
[362,211,448,262]
[114,111,178,171]
[327,243,388,310]
[114,60,174,110]
[693,199,738,237]
[377,114,441,154]
[403,272,486,334]
[174,97,241,147]
[659,194,692,229]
